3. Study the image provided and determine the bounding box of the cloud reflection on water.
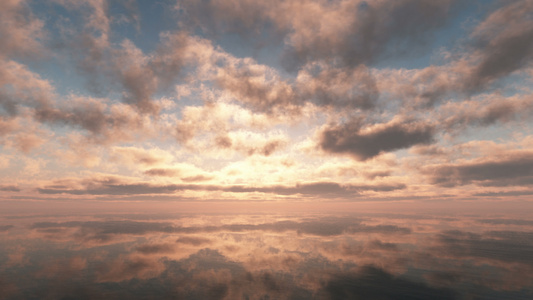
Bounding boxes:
[0,213,532,299]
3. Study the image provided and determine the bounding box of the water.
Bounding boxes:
[1,210,532,299]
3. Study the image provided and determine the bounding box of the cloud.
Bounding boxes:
[287,0,460,70]
[34,95,153,144]
[0,59,55,114]
[297,64,379,110]
[55,13,204,114]
[111,146,173,166]
[1,0,532,204]
[423,151,533,187]
[173,101,294,157]
[214,58,301,115]
[409,145,447,156]
[36,176,405,197]
[11,132,46,153]
[144,168,180,177]
[180,175,214,182]
[0,185,20,192]
[473,190,533,197]
[205,49,379,116]
[178,0,459,70]
[439,93,533,131]
[366,239,399,251]
[144,168,213,181]
[0,0,46,59]
[136,243,176,255]
[363,170,392,180]
[319,118,434,160]
[53,0,112,39]
[112,32,213,113]
[477,219,533,226]
[176,236,212,246]
[465,0,533,90]
[211,131,289,157]
[373,61,489,109]
[0,225,14,232]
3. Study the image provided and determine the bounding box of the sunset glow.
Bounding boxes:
[0,0,531,206]
[1,0,533,299]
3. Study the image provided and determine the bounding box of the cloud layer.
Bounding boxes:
[0,0,532,202]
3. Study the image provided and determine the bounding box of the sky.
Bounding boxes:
[1,0,533,209]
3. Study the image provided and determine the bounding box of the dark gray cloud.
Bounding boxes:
[473,190,533,197]
[37,178,405,196]
[34,102,142,143]
[441,95,533,132]
[0,224,14,232]
[57,25,192,114]
[299,64,379,110]
[465,0,533,90]
[136,243,176,254]
[286,0,459,70]
[215,137,287,157]
[477,219,533,226]
[176,236,212,246]
[179,0,459,70]
[424,152,533,187]
[0,92,18,117]
[115,33,191,114]
[320,119,434,160]
[143,168,180,177]
[0,185,20,192]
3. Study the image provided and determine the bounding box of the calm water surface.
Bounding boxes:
[1,210,532,299]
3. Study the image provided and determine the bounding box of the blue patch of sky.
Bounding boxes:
[25,1,89,97]
[111,0,179,54]
[453,124,526,148]
[489,72,533,98]
[213,30,287,76]
[24,1,179,99]
[373,0,495,70]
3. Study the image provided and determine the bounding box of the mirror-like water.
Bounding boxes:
[1,211,532,299]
